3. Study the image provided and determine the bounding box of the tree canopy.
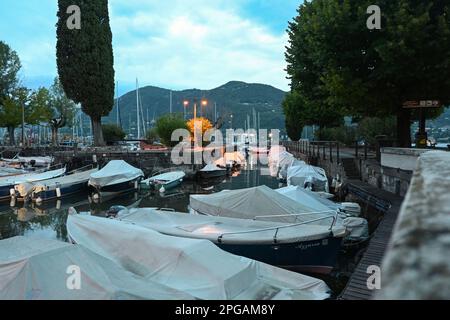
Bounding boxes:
[155,114,187,147]
[0,41,21,100]
[285,0,450,146]
[56,0,115,146]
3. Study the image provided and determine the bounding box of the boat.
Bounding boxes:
[67,209,331,298]
[0,236,191,300]
[0,166,66,202]
[197,163,227,179]
[250,146,269,155]
[140,170,185,193]
[287,165,330,192]
[214,151,246,170]
[189,185,335,224]
[14,166,98,203]
[103,207,345,275]
[1,155,54,168]
[88,160,143,198]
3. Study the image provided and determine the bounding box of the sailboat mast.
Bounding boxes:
[136,78,141,139]
[170,90,173,114]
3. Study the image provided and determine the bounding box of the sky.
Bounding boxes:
[0,0,301,95]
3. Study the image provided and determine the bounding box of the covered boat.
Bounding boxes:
[140,170,185,192]
[88,160,143,198]
[287,165,330,192]
[214,151,246,169]
[197,163,227,179]
[14,168,98,202]
[67,210,332,294]
[190,185,336,224]
[0,236,192,300]
[0,167,66,202]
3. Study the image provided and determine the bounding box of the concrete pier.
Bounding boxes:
[376,151,450,299]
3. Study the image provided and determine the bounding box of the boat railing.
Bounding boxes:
[217,214,338,244]
[68,164,96,174]
[252,210,337,221]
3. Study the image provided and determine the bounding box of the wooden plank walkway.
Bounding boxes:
[339,180,403,300]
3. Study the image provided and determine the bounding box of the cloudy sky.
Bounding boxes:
[0,0,301,94]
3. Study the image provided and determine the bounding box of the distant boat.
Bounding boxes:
[0,166,66,202]
[88,160,143,198]
[108,207,345,275]
[140,170,185,193]
[67,209,331,298]
[14,167,98,203]
[1,156,54,168]
[197,164,227,179]
[287,165,330,193]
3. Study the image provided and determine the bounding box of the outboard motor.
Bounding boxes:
[106,205,128,218]
[304,176,315,191]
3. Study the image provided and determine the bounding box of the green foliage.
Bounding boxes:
[315,126,357,146]
[155,114,187,147]
[48,77,77,129]
[56,0,115,146]
[146,127,159,144]
[282,91,306,141]
[285,0,450,146]
[356,117,397,145]
[102,124,126,143]
[29,87,53,125]
[0,41,21,100]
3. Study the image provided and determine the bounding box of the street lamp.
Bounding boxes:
[183,98,208,149]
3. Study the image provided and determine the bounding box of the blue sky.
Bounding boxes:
[0,0,301,94]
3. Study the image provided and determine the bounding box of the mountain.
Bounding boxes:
[103,81,287,137]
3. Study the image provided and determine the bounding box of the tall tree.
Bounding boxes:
[0,41,21,101]
[0,87,30,146]
[56,0,115,146]
[0,41,22,144]
[285,0,450,147]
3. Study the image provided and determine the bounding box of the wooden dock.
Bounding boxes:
[339,180,403,300]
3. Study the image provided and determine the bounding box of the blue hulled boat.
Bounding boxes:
[112,207,345,274]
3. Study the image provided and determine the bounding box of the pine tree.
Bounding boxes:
[56,0,115,146]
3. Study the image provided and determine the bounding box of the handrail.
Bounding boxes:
[217,214,338,244]
[252,209,337,221]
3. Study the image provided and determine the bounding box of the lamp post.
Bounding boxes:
[183,98,208,150]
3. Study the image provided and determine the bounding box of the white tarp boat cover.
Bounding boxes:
[148,171,185,183]
[89,160,143,188]
[67,212,331,300]
[190,185,336,224]
[0,167,66,188]
[214,152,246,167]
[287,165,329,192]
[15,168,98,198]
[117,208,346,244]
[200,164,226,172]
[0,236,193,300]
[276,186,340,212]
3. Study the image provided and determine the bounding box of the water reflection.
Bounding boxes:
[0,167,283,243]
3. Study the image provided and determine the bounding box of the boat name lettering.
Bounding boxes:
[297,241,322,250]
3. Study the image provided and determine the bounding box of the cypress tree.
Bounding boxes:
[56,0,115,146]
